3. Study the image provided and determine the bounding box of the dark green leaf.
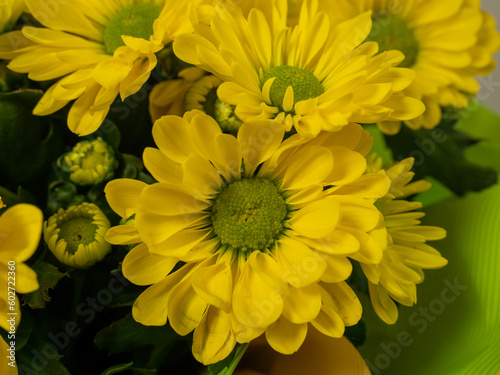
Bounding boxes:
[0,89,65,187]
[100,362,134,375]
[384,119,497,196]
[207,343,249,375]
[94,313,178,355]
[23,259,67,309]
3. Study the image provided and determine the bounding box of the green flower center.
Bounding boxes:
[58,217,97,255]
[104,3,162,54]
[211,178,287,253]
[263,65,324,110]
[366,13,419,68]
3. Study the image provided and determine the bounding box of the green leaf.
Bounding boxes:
[0,309,34,351]
[384,119,497,196]
[23,259,67,309]
[16,344,71,375]
[91,119,122,150]
[100,362,134,375]
[207,343,249,375]
[94,313,178,355]
[0,89,64,187]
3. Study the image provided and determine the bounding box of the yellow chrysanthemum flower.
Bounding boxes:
[105,110,392,364]
[310,0,500,134]
[0,0,207,136]
[173,0,424,138]
[0,0,25,33]
[0,201,42,334]
[58,137,117,186]
[362,158,448,324]
[43,203,111,268]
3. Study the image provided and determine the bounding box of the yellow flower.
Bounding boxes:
[105,110,392,365]
[0,0,24,33]
[361,158,448,324]
[235,329,370,375]
[173,0,424,138]
[149,66,205,122]
[314,0,500,134]
[43,203,111,268]
[0,0,206,136]
[59,137,117,186]
[0,201,42,331]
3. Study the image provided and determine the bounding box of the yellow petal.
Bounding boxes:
[190,112,223,161]
[209,133,242,180]
[193,306,236,365]
[139,183,208,216]
[248,251,289,296]
[265,318,307,355]
[277,237,327,288]
[232,262,283,328]
[324,146,367,185]
[289,199,341,238]
[282,146,333,190]
[122,243,178,286]
[299,230,360,256]
[168,271,209,335]
[132,264,193,326]
[238,120,285,174]
[135,208,205,246]
[143,147,183,185]
[14,263,39,294]
[191,261,233,312]
[105,225,141,245]
[321,255,353,283]
[282,86,294,112]
[149,229,211,258]
[104,179,147,218]
[1,336,19,375]
[321,281,362,326]
[282,284,322,324]
[92,58,132,90]
[369,282,398,325]
[311,304,345,338]
[67,85,109,136]
[0,204,43,261]
[152,115,193,164]
[182,153,221,200]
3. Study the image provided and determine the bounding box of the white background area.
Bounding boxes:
[480,0,500,114]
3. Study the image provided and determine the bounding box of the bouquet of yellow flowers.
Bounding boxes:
[1,1,499,374]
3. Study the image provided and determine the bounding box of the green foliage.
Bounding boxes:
[24,259,67,309]
[0,90,64,187]
[207,344,249,375]
[384,118,498,196]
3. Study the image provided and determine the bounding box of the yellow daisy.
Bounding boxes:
[312,0,500,134]
[0,201,42,332]
[173,0,424,138]
[105,111,392,364]
[43,203,111,269]
[58,137,117,186]
[0,0,207,136]
[361,158,448,324]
